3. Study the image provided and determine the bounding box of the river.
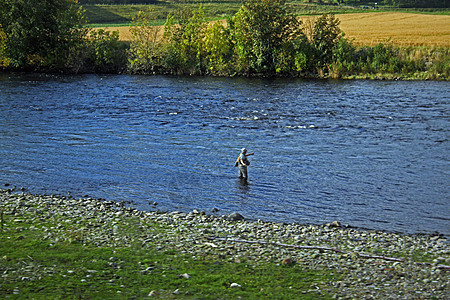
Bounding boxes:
[0,73,449,235]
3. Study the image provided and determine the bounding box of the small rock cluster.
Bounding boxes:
[1,189,448,299]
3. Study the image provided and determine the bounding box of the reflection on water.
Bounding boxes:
[237,178,250,192]
[0,73,449,235]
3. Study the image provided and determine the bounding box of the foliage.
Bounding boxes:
[231,0,302,74]
[0,0,88,71]
[163,6,208,75]
[88,29,128,73]
[329,35,357,77]
[0,0,448,79]
[204,21,234,75]
[128,9,165,74]
[0,25,8,67]
[312,13,342,70]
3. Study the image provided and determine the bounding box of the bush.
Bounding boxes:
[312,14,342,70]
[204,21,235,75]
[162,7,208,75]
[231,0,302,74]
[89,29,128,73]
[128,10,165,74]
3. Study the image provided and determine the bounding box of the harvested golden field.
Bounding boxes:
[101,12,450,47]
[326,12,450,47]
[106,26,133,41]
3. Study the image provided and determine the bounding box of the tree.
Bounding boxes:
[231,0,302,74]
[204,21,234,75]
[311,14,342,70]
[88,29,127,73]
[163,6,208,74]
[128,9,165,74]
[0,0,87,70]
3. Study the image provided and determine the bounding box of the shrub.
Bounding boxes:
[163,7,208,75]
[204,21,235,75]
[311,14,342,70]
[128,10,165,74]
[89,29,128,73]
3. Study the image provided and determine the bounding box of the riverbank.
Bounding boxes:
[0,189,448,298]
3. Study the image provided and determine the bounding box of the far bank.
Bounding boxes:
[1,0,449,79]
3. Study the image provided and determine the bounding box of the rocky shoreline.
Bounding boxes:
[1,189,449,298]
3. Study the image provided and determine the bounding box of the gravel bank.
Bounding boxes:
[1,189,449,299]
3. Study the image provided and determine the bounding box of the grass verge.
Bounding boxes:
[0,204,335,299]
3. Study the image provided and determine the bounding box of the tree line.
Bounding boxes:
[78,0,449,9]
[0,0,448,79]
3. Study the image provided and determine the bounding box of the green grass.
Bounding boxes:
[83,2,242,25]
[82,1,450,26]
[0,209,336,299]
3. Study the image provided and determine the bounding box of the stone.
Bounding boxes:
[228,212,244,221]
[327,221,341,228]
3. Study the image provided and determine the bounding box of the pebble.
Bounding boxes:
[1,189,449,299]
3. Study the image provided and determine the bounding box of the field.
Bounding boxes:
[333,12,450,47]
[99,12,450,47]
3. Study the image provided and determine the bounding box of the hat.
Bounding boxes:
[241,148,247,153]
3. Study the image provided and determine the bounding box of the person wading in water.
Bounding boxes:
[235,148,254,182]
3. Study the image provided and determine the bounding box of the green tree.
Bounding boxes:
[163,6,207,75]
[312,14,342,70]
[204,21,234,75]
[231,0,302,74]
[0,0,87,70]
[128,10,165,74]
[89,29,127,73]
[330,35,356,77]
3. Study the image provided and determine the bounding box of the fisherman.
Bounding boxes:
[235,148,254,181]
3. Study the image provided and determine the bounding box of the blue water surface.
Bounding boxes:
[0,73,449,235]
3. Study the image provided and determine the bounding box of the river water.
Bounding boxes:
[0,73,449,235]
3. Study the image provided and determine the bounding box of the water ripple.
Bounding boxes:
[0,73,449,235]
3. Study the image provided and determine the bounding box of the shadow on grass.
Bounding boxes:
[85,5,130,24]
